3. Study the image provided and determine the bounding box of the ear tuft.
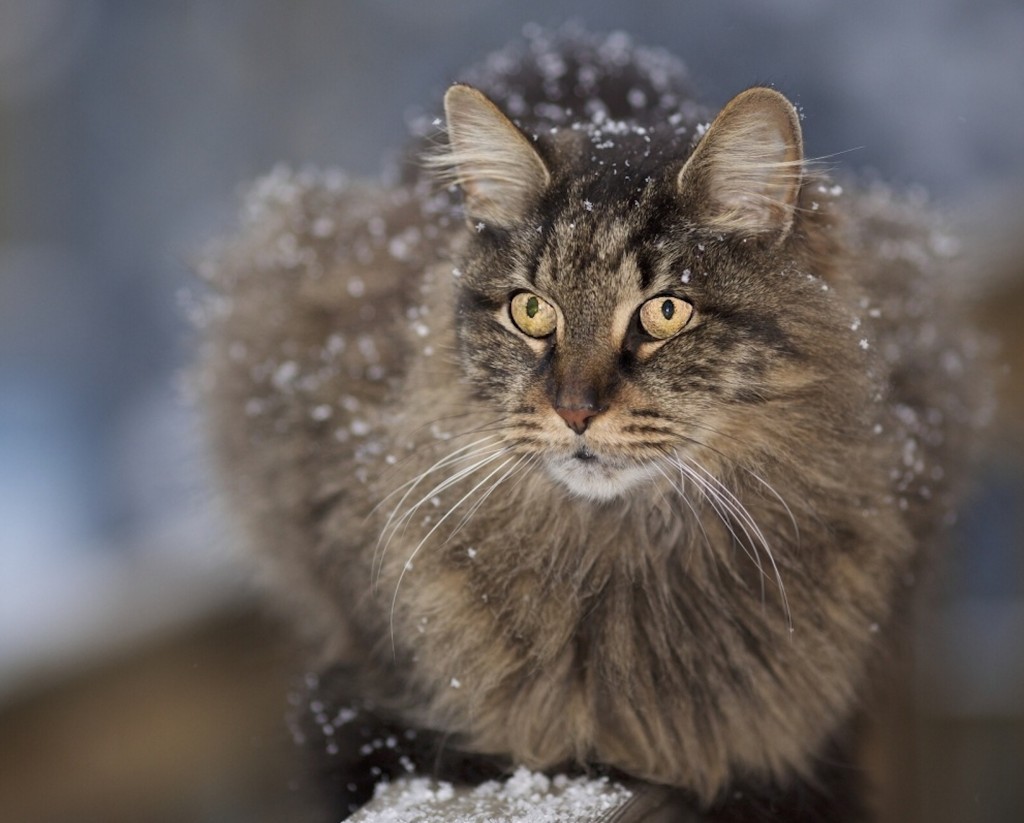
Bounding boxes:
[677,87,804,238]
[427,84,550,228]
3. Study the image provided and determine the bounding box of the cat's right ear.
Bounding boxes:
[430,84,550,228]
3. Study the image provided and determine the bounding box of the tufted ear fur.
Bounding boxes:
[430,84,550,228]
[677,87,804,239]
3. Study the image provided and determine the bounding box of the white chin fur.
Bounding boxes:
[545,455,657,501]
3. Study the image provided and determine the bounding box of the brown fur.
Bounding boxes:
[198,31,984,815]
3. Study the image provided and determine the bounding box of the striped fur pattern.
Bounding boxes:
[199,29,985,820]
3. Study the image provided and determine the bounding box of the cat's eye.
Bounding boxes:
[510,291,557,338]
[638,296,693,340]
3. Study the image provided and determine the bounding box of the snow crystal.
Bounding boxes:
[324,333,346,356]
[322,167,349,192]
[928,231,960,258]
[335,707,358,726]
[271,360,299,391]
[311,404,333,421]
[311,216,336,238]
[347,767,634,823]
[627,87,647,108]
[358,335,381,363]
[388,227,421,261]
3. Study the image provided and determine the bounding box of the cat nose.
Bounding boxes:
[554,373,609,434]
[555,405,601,434]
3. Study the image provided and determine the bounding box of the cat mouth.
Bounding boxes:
[545,447,658,500]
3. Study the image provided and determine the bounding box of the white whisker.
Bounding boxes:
[388,453,518,653]
[374,442,509,586]
[668,451,792,631]
[652,460,713,571]
[449,452,531,537]
[372,434,503,520]
[678,460,767,594]
[743,466,801,548]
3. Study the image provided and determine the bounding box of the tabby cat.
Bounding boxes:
[200,30,982,821]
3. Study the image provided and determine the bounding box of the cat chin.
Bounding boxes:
[544,454,658,501]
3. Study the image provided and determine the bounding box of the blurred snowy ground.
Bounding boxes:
[0,1,1022,820]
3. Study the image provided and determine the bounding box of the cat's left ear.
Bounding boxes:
[434,84,550,228]
[677,87,804,240]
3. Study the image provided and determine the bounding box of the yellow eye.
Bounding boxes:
[638,296,693,339]
[510,292,557,338]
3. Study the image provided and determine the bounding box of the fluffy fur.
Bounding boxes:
[199,30,984,821]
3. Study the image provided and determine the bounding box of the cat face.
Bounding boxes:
[437,85,843,501]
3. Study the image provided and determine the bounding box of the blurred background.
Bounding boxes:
[0,2,1021,821]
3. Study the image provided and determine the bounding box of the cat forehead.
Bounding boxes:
[534,181,676,272]
[533,218,649,296]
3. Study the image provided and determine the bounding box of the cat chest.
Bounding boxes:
[396,542,742,708]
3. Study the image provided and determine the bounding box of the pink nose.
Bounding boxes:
[555,405,601,434]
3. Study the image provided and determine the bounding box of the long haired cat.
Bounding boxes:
[199,29,984,822]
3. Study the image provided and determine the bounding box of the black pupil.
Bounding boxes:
[660,299,675,320]
[526,296,539,318]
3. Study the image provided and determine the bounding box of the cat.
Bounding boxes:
[198,28,985,822]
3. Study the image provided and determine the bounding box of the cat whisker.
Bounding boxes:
[388,453,519,653]
[448,452,533,538]
[667,452,792,631]
[694,462,792,632]
[374,440,510,585]
[742,467,801,548]
[375,446,510,566]
[651,460,713,572]
[372,434,502,524]
[673,458,768,596]
[660,417,806,546]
